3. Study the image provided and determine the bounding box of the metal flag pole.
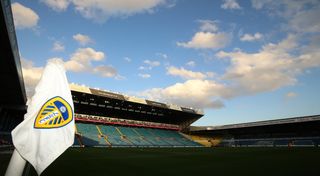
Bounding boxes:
[5,149,26,176]
[23,162,31,176]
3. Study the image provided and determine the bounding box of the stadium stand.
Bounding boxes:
[0,132,12,146]
[99,125,131,146]
[189,115,320,147]
[189,135,222,147]
[68,84,204,147]
[74,122,201,147]
[214,137,320,147]
[77,123,107,147]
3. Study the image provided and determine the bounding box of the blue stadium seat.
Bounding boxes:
[293,140,314,146]
[274,139,290,146]
[74,122,202,147]
[99,125,130,146]
[76,123,107,147]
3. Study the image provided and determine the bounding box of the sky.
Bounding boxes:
[10,0,320,126]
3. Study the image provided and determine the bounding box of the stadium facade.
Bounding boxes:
[188,115,320,147]
[70,84,203,147]
[0,0,27,146]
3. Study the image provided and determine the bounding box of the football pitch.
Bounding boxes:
[1,147,319,176]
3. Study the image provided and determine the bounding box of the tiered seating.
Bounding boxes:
[237,140,255,146]
[237,140,273,147]
[0,132,12,145]
[217,137,320,147]
[117,127,151,146]
[314,138,320,147]
[152,129,181,146]
[73,136,81,146]
[216,139,235,147]
[135,128,171,146]
[76,123,106,146]
[293,140,314,146]
[256,140,273,146]
[189,135,222,147]
[274,139,290,146]
[162,130,200,146]
[75,122,202,147]
[99,125,128,146]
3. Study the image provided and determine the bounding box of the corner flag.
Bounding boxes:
[9,59,74,175]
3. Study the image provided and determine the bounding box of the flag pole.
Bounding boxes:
[23,162,31,176]
[5,149,26,176]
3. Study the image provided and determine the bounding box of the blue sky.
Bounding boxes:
[11,0,320,126]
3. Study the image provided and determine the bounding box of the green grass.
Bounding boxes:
[1,147,319,176]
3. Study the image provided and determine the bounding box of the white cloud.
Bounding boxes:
[286,92,297,99]
[167,66,213,80]
[139,33,320,110]
[21,47,121,96]
[135,2,320,110]
[198,20,219,33]
[21,58,44,97]
[138,66,148,70]
[52,41,65,52]
[139,60,160,70]
[42,0,169,21]
[186,61,196,67]
[251,0,320,33]
[115,75,126,80]
[140,79,226,109]
[144,59,160,67]
[240,33,263,41]
[64,47,105,72]
[156,52,168,59]
[177,20,230,49]
[124,57,132,62]
[72,0,164,21]
[11,2,39,29]
[251,0,268,9]
[177,32,230,49]
[206,72,215,78]
[138,73,151,78]
[40,0,70,11]
[298,36,320,70]
[73,33,93,46]
[289,6,320,33]
[64,48,120,78]
[46,0,166,22]
[217,34,320,95]
[93,65,117,77]
[251,0,312,15]
[221,0,241,10]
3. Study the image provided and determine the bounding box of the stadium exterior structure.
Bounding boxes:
[188,115,320,147]
[0,0,27,147]
[70,84,204,147]
[70,84,204,130]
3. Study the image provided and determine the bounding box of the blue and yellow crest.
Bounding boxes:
[34,96,73,129]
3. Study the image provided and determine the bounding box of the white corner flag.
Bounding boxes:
[7,59,75,175]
